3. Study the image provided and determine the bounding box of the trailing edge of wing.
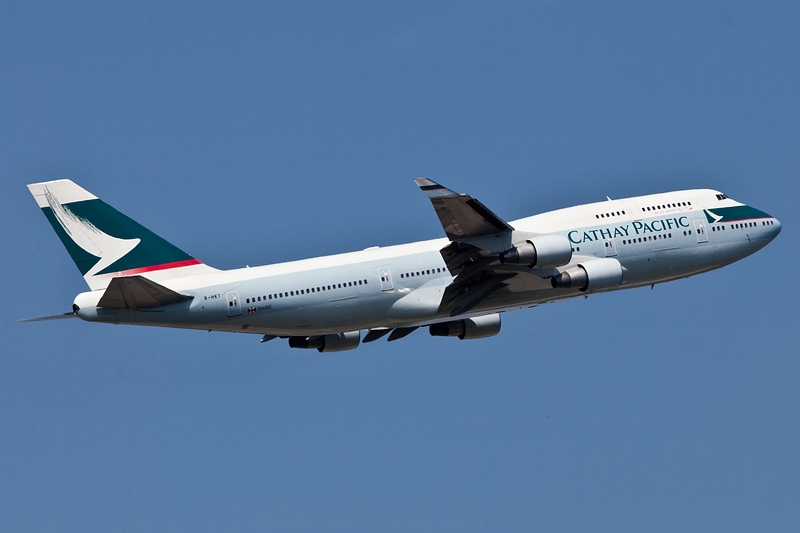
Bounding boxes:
[414,178,514,240]
[97,275,193,309]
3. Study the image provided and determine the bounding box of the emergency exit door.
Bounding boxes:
[604,238,617,257]
[377,268,393,291]
[226,291,241,317]
[694,220,708,243]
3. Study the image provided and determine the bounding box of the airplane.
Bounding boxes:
[24,178,781,351]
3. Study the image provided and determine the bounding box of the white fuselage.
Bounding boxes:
[73,188,781,337]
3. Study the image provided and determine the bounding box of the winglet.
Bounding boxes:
[414,178,460,199]
[414,178,513,240]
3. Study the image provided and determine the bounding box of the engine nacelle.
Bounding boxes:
[429,313,501,340]
[550,258,623,292]
[288,331,361,352]
[499,235,572,269]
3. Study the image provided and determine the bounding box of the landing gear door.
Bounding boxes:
[226,291,241,316]
[377,267,393,291]
[694,220,708,243]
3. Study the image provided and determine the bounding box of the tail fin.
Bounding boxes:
[28,179,216,290]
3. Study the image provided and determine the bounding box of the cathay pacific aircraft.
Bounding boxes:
[25,179,781,351]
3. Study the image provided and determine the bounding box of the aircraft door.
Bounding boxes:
[377,267,393,291]
[694,220,708,243]
[604,237,617,257]
[622,199,643,221]
[226,291,241,316]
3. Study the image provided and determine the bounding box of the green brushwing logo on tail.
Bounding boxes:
[41,192,195,277]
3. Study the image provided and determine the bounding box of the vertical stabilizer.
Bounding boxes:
[28,179,216,290]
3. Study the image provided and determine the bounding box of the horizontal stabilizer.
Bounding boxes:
[97,275,193,309]
[414,178,514,239]
[18,312,77,322]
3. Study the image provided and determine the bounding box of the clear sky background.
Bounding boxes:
[1,1,798,531]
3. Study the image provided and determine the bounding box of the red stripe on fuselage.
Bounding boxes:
[116,258,202,276]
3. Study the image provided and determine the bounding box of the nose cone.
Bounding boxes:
[755,214,781,248]
[765,215,781,241]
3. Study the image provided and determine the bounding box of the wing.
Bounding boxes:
[415,178,560,316]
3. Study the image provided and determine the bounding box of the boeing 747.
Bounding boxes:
[25,178,781,351]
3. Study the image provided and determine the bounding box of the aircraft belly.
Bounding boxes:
[388,284,445,319]
[214,293,403,335]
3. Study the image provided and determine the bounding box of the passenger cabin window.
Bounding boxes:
[595,211,625,219]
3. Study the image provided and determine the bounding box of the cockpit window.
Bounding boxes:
[716,193,729,201]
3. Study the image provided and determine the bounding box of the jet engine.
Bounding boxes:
[499,234,572,268]
[550,257,623,292]
[288,331,361,352]
[429,313,501,340]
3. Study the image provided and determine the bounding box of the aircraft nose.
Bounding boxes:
[763,215,781,241]
[773,217,782,236]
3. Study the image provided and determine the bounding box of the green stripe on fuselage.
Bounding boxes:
[707,205,770,223]
[41,199,194,276]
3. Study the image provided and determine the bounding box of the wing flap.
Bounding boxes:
[97,275,193,309]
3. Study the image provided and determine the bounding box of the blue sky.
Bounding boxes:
[1,1,798,531]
